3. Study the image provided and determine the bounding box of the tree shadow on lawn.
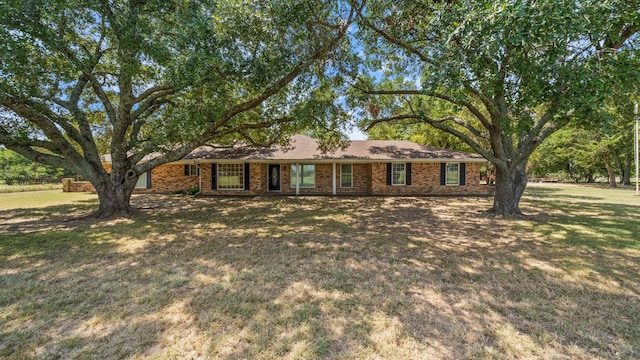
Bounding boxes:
[0,195,638,359]
[0,199,100,234]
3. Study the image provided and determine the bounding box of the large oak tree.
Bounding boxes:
[0,0,359,217]
[352,0,639,216]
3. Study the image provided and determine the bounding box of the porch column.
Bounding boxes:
[197,163,202,193]
[296,163,300,195]
[332,163,336,195]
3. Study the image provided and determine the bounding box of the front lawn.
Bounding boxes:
[0,190,96,211]
[0,185,638,359]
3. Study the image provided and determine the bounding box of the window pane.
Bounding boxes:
[301,165,315,187]
[290,165,297,187]
[186,165,199,176]
[290,164,315,188]
[446,163,459,185]
[135,172,147,188]
[218,163,244,190]
[341,164,352,188]
[392,163,405,185]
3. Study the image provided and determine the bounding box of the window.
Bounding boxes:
[479,164,488,184]
[290,164,315,188]
[391,163,405,185]
[218,163,244,190]
[184,164,199,177]
[340,164,353,188]
[135,172,149,189]
[446,163,459,185]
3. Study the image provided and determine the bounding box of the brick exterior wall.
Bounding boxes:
[371,162,492,196]
[281,163,332,194]
[199,163,263,196]
[146,164,199,193]
[337,163,371,194]
[97,160,492,196]
[62,178,95,192]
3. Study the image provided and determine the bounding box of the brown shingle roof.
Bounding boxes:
[183,134,484,162]
[102,135,485,163]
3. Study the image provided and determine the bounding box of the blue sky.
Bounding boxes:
[347,127,367,140]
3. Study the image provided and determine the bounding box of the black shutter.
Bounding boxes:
[211,163,217,190]
[405,163,412,185]
[244,163,250,190]
[440,163,446,185]
[386,163,392,185]
[146,171,151,189]
[459,163,466,185]
[184,164,189,176]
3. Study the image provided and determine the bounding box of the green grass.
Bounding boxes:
[0,183,62,193]
[0,190,97,211]
[0,186,638,359]
[526,182,640,206]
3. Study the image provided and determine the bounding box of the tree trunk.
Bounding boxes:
[90,168,138,218]
[605,160,617,188]
[622,157,631,185]
[490,162,528,218]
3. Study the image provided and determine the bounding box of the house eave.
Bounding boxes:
[171,158,488,164]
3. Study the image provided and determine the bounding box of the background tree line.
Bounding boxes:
[0,148,74,185]
[529,94,637,187]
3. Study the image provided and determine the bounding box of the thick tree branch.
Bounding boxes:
[0,129,74,170]
[367,112,498,163]
[363,89,493,130]
[0,95,83,160]
[604,22,640,50]
[88,74,118,123]
[131,87,177,120]
[430,92,492,130]
[364,21,435,66]
[134,85,176,104]
[195,8,355,144]
[364,114,424,131]
[46,71,103,164]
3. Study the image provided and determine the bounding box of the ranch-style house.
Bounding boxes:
[93,135,492,197]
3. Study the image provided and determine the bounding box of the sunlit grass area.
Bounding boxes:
[0,185,638,359]
[526,182,640,206]
[0,190,97,211]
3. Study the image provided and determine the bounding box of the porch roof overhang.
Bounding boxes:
[180,158,488,164]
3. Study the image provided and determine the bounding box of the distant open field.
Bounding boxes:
[0,184,638,359]
[0,183,62,194]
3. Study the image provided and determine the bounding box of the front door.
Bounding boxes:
[268,164,281,191]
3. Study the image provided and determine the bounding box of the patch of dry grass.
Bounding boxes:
[0,188,638,359]
[0,184,62,194]
[0,190,96,211]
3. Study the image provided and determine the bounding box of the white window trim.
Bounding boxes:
[446,163,460,186]
[291,164,316,189]
[217,163,244,190]
[340,164,353,188]
[391,163,406,186]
